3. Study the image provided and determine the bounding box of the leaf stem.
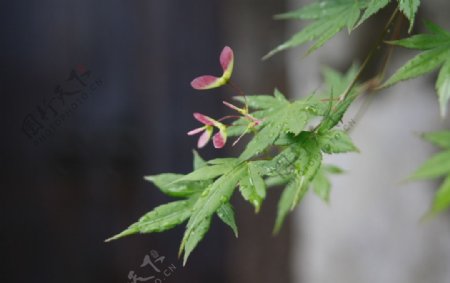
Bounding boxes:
[345,12,405,134]
[338,6,399,102]
[377,9,404,84]
[228,80,249,111]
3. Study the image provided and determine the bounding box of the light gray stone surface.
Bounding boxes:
[287,1,450,282]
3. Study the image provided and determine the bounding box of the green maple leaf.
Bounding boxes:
[398,0,420,32]
[264,0,367,59]
[234,89,289,111]
[174,158,240,182]
[238,161,267,212]
[311,164,344,203]
[179,162,247,264]
[143,173,207,198]
[217,203,239,237]
[108,66,362,264]
[264,0,423,58]
[317,65,360,133]
[105,199,196,242]
[318,130,359,153]
[237,89,321,160]
[359,0,421,32]
[383,21,450,117]
[274,176,308,233]
[182,216,212,264]
[356,0,390,29]
[274,137,322,233]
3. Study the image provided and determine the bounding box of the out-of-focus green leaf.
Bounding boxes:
[384,47,449,85]
[413,132,450,215]
[311,164,344,203]
[323,164,345,174]
[274,88,289,102]
[423,131,450,149]
[193,150,207,170]
[411,150,450,180]
[384,22,450,117]
[311,168,331,203]
[437,59,450,116]
[424,20,450,36]
[387,34,449,50]
[429,175,450,215]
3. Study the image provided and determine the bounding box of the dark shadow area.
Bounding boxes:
[0,1,290,283]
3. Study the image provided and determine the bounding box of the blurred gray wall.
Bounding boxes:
[286,1,450,283]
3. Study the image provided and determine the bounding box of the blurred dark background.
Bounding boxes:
[1,1,292,283]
